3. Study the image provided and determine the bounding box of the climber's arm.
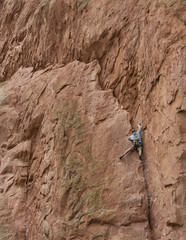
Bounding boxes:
[128,135,133,141]
[138,121,142,134]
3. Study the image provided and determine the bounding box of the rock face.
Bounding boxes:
[0,0,185,240]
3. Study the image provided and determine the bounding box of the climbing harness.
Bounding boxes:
[135,140,142,147]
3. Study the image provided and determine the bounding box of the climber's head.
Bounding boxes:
[132,129,135,133]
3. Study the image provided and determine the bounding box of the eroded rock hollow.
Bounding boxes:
[0,0,185,239]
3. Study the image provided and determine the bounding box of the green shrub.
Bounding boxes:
[39,0,52,8]
[75,0,90,10]
[91,230,108,240]
[56,100,112,237]
[43,227,50,238]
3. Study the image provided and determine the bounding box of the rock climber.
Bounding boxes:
[120,121,142,161]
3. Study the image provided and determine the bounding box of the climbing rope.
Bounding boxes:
[141,158,154,240]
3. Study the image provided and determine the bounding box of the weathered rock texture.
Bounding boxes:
[0,0,186,239]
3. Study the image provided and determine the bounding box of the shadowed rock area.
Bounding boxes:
[0,0,185,239]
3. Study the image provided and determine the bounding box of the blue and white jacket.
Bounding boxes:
[128,124,142,143]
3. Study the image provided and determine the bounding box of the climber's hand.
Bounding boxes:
[139,121,141,126]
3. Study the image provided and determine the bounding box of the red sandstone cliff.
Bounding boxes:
[0,0,185,239]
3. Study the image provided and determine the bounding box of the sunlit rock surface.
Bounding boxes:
[0,0,185,239]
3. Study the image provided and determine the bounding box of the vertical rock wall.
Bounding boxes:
[0,0,185,239]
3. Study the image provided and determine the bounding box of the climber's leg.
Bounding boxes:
[120,144,135,159]
[138,146,142,161]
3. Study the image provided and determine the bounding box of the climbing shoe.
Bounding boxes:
[119,155,124,160]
